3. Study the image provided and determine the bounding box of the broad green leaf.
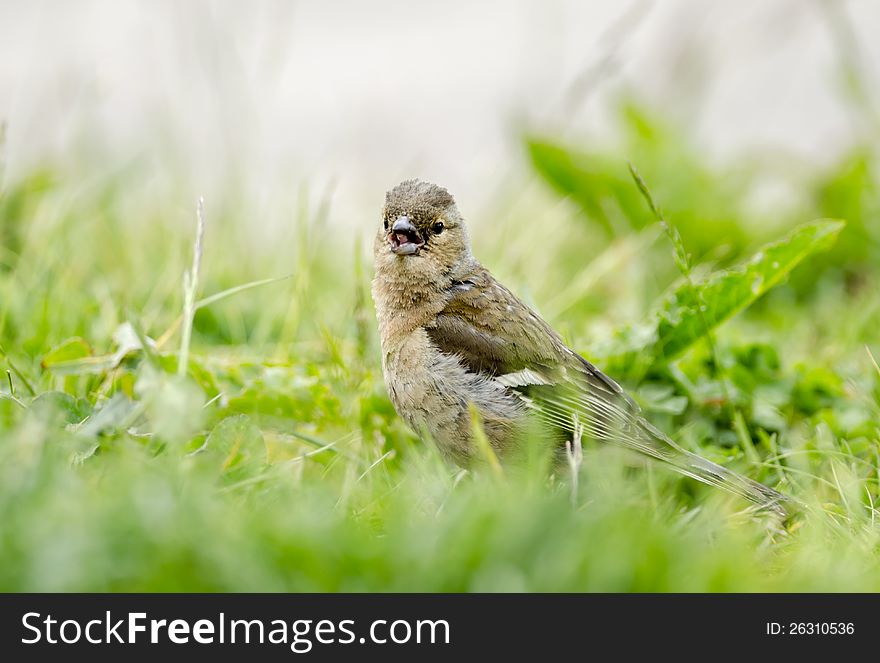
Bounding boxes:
[526,131,756,258]
[40,322,157,375]
[635,383,688,415]
[599,219,845,375]
[40,337,92,370]
[526,138,646,235]
[40,355,119,376]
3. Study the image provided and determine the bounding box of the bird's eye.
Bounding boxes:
[383,218,389,230]
[432,221,444,234]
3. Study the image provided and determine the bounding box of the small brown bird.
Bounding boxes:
[372,179,787,514]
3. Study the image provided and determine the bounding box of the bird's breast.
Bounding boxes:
[380,328,527,463]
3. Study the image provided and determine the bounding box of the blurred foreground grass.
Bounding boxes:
[1,106,879,591]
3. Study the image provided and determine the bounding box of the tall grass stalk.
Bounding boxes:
[178,197,206,376]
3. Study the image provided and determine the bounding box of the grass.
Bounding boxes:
[1,103,879,592]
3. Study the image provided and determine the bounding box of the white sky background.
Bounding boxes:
[1,0,878,230]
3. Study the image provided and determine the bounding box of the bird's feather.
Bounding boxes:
[427,268,789,516]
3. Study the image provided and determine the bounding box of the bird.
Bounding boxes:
[372,178,789,516]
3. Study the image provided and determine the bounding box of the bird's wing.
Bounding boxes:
[427,269,565,375]
[427,267,638,404]
[428,268,790,515]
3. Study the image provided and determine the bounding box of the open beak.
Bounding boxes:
[388,216,425,256]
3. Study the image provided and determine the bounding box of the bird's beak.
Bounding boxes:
[388,216,425,255]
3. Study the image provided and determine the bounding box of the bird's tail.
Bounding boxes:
[631,418,793,517]
[522,367,795,517]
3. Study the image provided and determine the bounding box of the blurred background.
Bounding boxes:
[2,0,878,227]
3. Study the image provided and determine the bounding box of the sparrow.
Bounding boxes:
[372,179,788,515]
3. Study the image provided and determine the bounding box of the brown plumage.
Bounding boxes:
[372,179,789,515]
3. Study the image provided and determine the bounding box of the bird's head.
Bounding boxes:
[374,179,471,283]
